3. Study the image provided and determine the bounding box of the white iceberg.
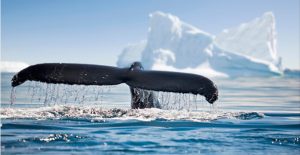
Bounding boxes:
[0,61,29,73]
[117,41,147,67]
[117,11,283,77]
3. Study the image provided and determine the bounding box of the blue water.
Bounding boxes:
[1,73,300,154]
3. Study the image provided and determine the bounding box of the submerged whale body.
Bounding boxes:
[11,62,218,109]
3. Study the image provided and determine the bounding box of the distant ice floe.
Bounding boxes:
[117,11,290,77]
[283,68,300,77]
[0,61,29,73]
[0,105,264,122]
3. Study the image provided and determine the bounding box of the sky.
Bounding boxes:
[1,0,299,69]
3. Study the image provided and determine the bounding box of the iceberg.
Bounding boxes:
[117,41,147,67]
[117,11,284,77]
[0,61,29,73]
[215,12,279,65]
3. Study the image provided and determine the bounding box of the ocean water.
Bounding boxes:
[1,73,300,154]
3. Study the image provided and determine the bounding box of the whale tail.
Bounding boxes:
[11,62,218,104]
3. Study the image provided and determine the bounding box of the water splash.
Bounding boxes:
[12,81,117,106]
[0,105,264,122]
[155,91,207,111]
[11,81,214,111]
[10,87,16,104]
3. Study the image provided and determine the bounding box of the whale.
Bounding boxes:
[11,62,218,109]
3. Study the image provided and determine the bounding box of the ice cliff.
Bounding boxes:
[117,11,283,77]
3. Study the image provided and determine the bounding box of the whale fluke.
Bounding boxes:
[126,70,218,103]
[11,63,218,104]
[11,63,126,87]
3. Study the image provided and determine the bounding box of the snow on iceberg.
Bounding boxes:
[142,12,214,70]
[117,11,284,77]
[117,41,146,67]
[0,61,29,73]
[214,12,282,74]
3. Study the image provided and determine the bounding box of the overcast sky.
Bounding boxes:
[2,0,299,69]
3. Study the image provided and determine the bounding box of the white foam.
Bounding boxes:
[0,105,264,122]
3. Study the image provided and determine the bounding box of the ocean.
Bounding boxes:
[1,73,300,154]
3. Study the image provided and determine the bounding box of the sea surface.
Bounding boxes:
[1,73,300,154]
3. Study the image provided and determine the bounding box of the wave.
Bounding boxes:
[0,105,264,122]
